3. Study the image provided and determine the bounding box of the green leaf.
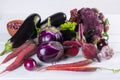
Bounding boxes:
[60,22,77,31]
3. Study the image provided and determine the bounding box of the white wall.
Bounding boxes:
[0,0,120,17]
[0,0,120,33]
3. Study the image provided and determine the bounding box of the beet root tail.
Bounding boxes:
[96,56,101,62]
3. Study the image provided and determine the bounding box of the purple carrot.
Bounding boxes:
[1,40,33,64]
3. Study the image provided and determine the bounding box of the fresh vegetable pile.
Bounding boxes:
[0,8,116,73]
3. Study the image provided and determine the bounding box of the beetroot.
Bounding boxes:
[81,43,100,62]
[77,24,100,62]
[63,41,79,57]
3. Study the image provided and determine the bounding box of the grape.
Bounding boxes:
[24,58,37,71]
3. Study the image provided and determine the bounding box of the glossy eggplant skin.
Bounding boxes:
[38,12,67,28]
[10,13,41,48]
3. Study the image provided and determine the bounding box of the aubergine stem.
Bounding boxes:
[0,40,14,56]
[48,17,51,27]
[34,16,41,37]
[40,18,51,31]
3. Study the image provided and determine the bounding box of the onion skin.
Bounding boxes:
[100,46,114,59]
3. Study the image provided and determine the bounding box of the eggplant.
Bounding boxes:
[38,12,67,28]
[0,13,41,56]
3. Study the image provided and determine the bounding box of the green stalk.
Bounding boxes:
[47,17,51,27]
[34,16,41,36]
[102,32,109,40]
[98,67,120,73]
[0,40,14,56]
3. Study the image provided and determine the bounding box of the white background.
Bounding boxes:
[0,0,120,80]
[0,0,120,14]
[0,0,120,33]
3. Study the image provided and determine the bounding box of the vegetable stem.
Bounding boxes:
[0,40,14,56]
[34,16,41,36]
[78,24,84,45]
[98,67,120,73]
[48,18,51,27]
[102,32,109,40]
